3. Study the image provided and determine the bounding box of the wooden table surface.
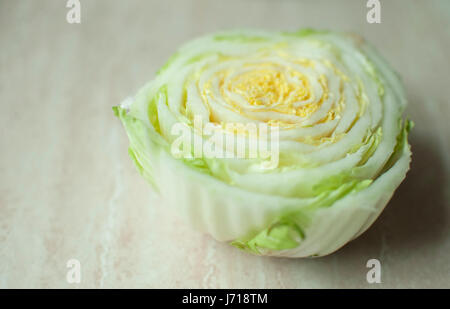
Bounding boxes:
[1,0,449,288]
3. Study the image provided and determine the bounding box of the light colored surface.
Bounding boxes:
[0,0,449,288]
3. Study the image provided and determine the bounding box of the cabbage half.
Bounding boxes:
[114,29,412,257]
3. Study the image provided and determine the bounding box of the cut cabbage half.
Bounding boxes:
[114,29,412,257]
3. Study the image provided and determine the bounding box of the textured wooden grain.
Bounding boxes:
[0,0,449,288]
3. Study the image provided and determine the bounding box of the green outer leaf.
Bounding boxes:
[213,33,269,43]
[113,105,161,191]
[380,119,413,174]
[128,146,144,175]
[231,179,372,254]
[232,220,304,254]
[282,28,329,37]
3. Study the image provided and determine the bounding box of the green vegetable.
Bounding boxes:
[114,29,412,257]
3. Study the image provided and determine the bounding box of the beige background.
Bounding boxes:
[0,0,449,288]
